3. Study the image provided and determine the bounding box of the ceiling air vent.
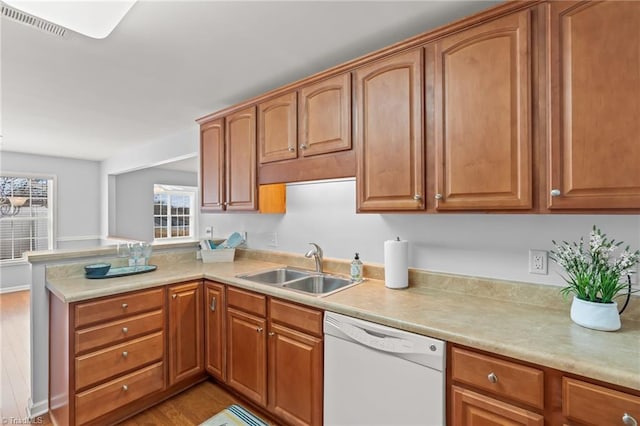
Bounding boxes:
[1,2,66,37]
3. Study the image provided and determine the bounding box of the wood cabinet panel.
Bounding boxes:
[432,10,532,210]
[75,331,163,391]
[563,377,640,426]
[452,346,544,410]
[451,386,544,426]
[204,281,226,381]
[75,362,164,426]
[201,118,225,210]
[299,73,351,157]
[227,287,266,316]
[74,288,164,328]
[227,307,267,407]
[269,298,322,337]
[547,1,640,209]
[355,48,424,211]
[168,281,204,385]
[259,92,297,163]
[226,107,258,211]
[75,309,163,355]
[268,322,323,426]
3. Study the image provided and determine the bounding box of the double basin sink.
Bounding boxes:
[236,267,360,297]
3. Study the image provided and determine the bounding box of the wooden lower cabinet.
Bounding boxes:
[204,281,226,381]
[451,386,544,426]
[563,377,640,426]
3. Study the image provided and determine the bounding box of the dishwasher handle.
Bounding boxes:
[340,322,417,354]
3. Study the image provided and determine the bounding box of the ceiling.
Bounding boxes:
[1,0,501,162]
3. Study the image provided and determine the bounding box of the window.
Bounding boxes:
[0,175,54,261]
[153,185,196,240]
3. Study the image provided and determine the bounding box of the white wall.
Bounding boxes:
[0,151,101,291]
[201,178,640,287]
[114,168,197,241]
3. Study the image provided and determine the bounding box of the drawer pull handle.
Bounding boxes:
[122,385,128,392]
[550,189,561,197]
[210,296,216,312]
[122,351,128,358]
[172,294,177,299]
[257,327,263,333]
[488,372,498,384]
[121,303,128,309]
[122,327,128,334]
[623,413,638,426]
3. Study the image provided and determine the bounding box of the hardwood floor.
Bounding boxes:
[0,290,31,421]
[0,291,271,426]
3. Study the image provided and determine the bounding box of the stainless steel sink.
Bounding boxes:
[236,267,360,297]
[283,275,356,296]
[237,267,311,285]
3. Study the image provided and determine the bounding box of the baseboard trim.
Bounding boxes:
[27,397,48,418]
[0,284,30,294]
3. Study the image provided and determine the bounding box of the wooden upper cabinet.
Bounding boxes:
[258,92,298,164]
[355,48,425,211]
[431,9,532,211]
[547,1,640,210]
[298,73,351,157]
[226,107,258,211]
[200,119,225,211]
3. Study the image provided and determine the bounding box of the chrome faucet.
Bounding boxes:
[305,243,323,273]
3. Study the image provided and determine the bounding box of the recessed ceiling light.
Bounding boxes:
[2,0,136,39]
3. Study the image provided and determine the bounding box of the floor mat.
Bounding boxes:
[199,404,268,426]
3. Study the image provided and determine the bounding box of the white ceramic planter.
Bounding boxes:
[570,296,621,331]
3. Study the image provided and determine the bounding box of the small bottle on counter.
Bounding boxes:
[350,252,363,282]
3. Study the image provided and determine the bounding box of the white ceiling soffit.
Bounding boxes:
[1,1,503,162]
[3,0,136,39]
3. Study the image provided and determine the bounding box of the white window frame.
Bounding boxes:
[0,172,56,264]
[153,184,197,242]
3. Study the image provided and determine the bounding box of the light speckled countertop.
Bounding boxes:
[46,255,640,392]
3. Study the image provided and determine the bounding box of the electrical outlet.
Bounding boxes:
[205,226,213,236]
[529,249,548,275]
[267,232,278,247]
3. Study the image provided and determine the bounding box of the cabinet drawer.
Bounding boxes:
[75,331,163,391]
[563,377,640,425]
[227,287,266,316]
[75,309,164,355]
[75,288,164,328]
[75,362,164,425]
[270,298,322,336]
[451,347,544,409]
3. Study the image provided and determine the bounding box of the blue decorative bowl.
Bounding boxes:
[84,263,111,277]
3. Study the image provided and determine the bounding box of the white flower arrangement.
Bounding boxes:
[550,226,640,303]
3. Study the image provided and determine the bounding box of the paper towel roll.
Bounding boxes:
[384,238,408,289]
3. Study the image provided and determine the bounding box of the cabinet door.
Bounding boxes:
[451,386,544,426]
[355,48,424,211]
[204,282,225,382]
[432,10,532,210]
[268,323,323,426]
[200,119,225,210]
[258,92,297,163]
[226,106,258,211]
[299,73,351,157]
[168,282,204,385]
[548,1,640,209]
[227,307,267,406]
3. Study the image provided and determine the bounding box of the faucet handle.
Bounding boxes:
[308,242,323,257]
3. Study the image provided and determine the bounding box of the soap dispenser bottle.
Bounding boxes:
[350,252,363,282]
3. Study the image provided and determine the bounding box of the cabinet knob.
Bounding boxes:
[288,146,295,152]
[122,385,128,392]
[413,194,422,201]
[223,202,228,207]
[121,303,128,310]
[172,294,177,299]
[300,144,308,150]
[435,193,443,200]
[487,372,498,383]
[256,327,263,333]
[623,413,638,426]
[210,297,216,312]
[550,189,561,197]
[122,351,128,358]
[268,332,275,337]
[122,327,128,334]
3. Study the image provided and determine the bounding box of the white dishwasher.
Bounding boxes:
[324,312,445,426]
